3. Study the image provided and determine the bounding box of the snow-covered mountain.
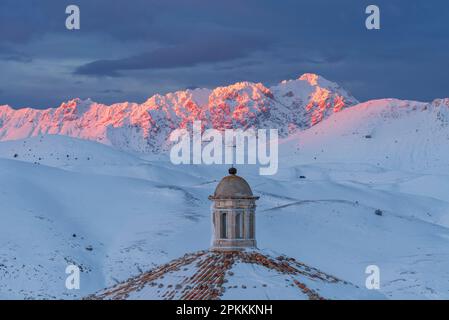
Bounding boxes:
[1,92,449,299]
[0,74,358,152]
[1,74,449,300]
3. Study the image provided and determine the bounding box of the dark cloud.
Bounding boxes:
[0,0,448,108]
[75,33,270,76]
[0,45,33,63]
[99,89,124,94]
[1,53,33,63]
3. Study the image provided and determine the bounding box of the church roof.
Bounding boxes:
[87,167,383,300]
[209,168,258,200]
[88,249,381,300]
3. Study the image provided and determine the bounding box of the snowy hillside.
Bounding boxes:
[1,76,449,300]
[0,74,357,152]
[0,138,211,299]
[282,98,449,173]
[1,117,449,299]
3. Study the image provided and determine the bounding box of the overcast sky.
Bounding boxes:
[1,0,448,109]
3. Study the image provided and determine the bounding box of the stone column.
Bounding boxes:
[228,210,235,239]
[250,212,255,239]
[244,210,250,240]
[214,211,219,240]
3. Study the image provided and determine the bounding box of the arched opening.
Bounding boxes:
[220,212,227,239]
[236,213,243,239]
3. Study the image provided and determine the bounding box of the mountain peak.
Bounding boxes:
[56,98,95,117]
[0,105,12,112]
[210,81,273,100]
[279,73,335,89]
[298,73,321,85]
[431,98,449,108]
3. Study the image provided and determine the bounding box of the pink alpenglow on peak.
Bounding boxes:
[298,73,320,86]
[0,74,358,153]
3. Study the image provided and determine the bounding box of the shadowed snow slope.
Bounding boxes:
[1,124,449,299]
[282,98,449,173]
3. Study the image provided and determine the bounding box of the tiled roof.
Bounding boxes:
[88,249,357,300]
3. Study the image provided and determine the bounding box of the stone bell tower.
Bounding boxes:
[208,168,259,251]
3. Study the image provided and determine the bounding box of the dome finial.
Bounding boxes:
[228,167,237,175]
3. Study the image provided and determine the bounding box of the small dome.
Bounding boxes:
[210,168,255,199]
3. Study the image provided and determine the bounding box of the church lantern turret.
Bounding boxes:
[208,168,259,251]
